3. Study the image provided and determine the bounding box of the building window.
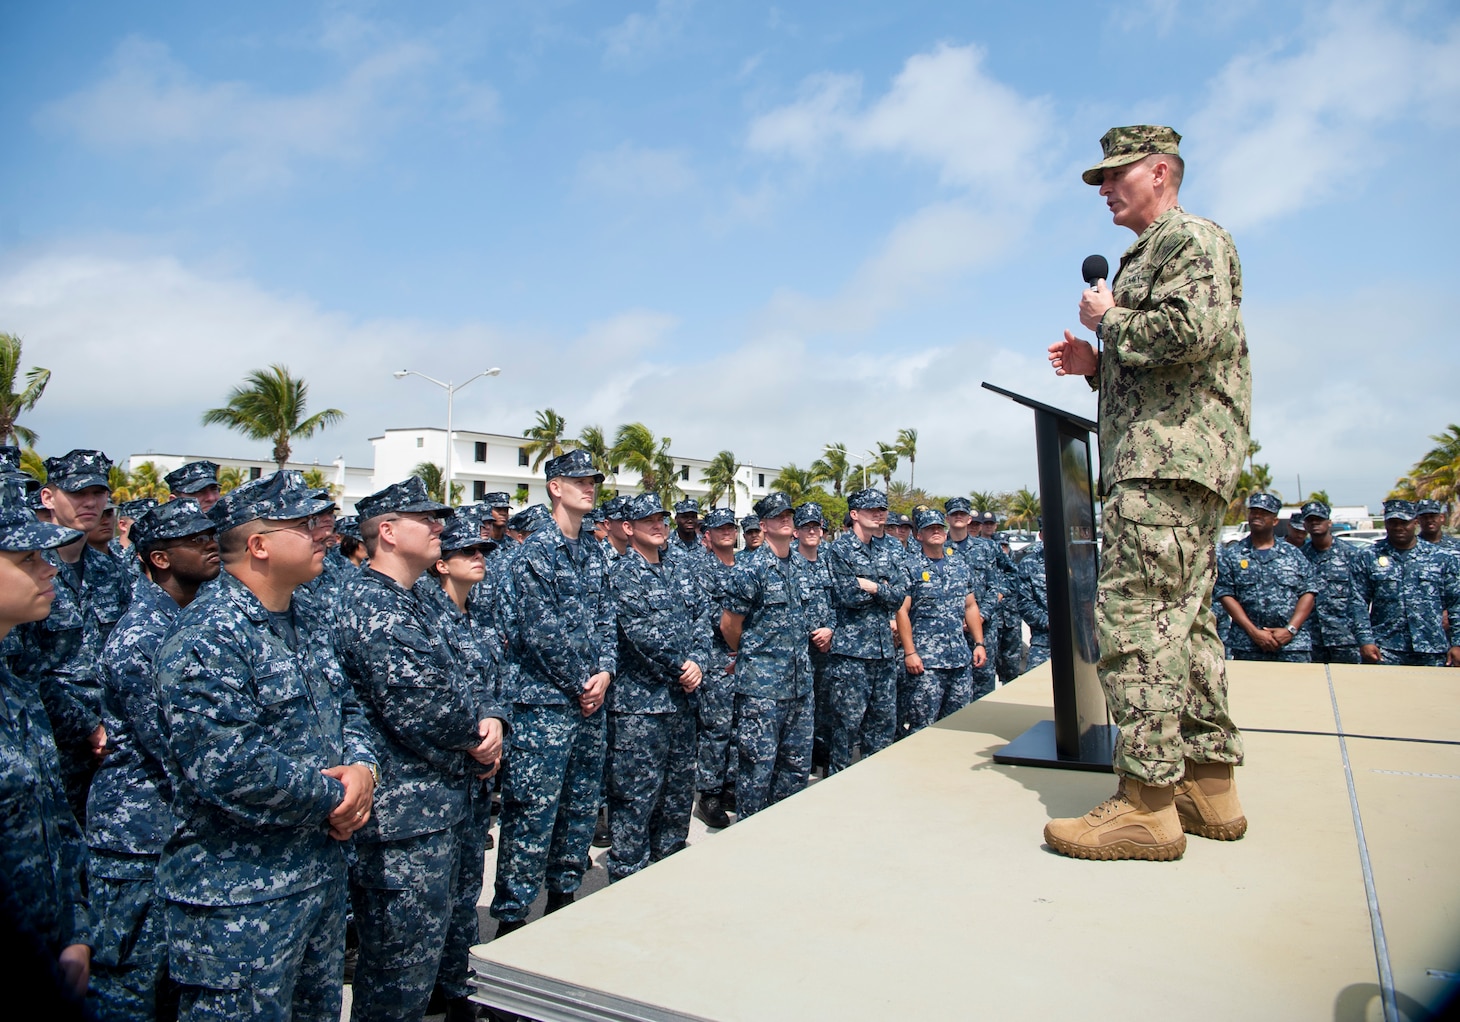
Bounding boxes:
[249,467,262,480]
[757,473,765,488]
[680,464,689,481]
[473,480,486,501]
[611,464,620,475]
[518,447,529,467]
[416,437,424,448]
[474,442,487,463]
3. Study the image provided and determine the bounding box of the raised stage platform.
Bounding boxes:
[469,662,1460,1021]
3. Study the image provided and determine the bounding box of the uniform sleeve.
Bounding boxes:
[512,552,593,697]
[1213,546,1236,601]
[611,562,685,684]
[1018,560,1049,631]
[1100,221,1241,369]
[99,625,173,794]
[1352,552,1376,647]
[823,543,874,609]
[594,557,618,679]
[352,613,483,762]
[720,563,758,618]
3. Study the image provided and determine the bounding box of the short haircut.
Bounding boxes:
[359,515,392,558]
[219,520,266,562]
[1147,151,1184,191]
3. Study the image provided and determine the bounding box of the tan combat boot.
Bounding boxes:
[1043,777,1186,861]
[1174,760,1247,840]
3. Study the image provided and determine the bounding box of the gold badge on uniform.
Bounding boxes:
[1239,559,1248,569]
[922,571,931,581]
[1378,556,1389,567]
[945,546,954,556]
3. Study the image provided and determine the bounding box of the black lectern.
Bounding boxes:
[983,382,1115,772]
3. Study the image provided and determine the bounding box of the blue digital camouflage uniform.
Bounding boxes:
[154,569,377,1022]
[821,531,907,774]
[86,577,185,1021]
[491,518,617,922]
[720,545,825,816]
[949,533,1000,699]
[990,540,1025,682]
[902,546,975,734]
[1301,540,1368,665]
[1017,542,1051,672]
[800,550,835,767]
[1352,539,1460,667]
[689,551,739,800]
[1215,537,1318,662]
[7,542,132,820]
[606,546,709,881]
[335,564,505,1022]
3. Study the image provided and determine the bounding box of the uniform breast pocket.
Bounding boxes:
[253,659,310,711]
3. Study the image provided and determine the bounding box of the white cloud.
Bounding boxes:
[603,0,695,70]
[576,143,696,197]
[1188,4,1460,230]
[37,33,498,192]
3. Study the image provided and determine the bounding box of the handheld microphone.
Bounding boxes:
[1081,254,1108,289]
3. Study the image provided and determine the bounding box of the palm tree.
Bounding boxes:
[413,461,464,506]
[810,443,850,496]
[111,461,171,503]
[895,428,918,489]
[202,365,345,471]
[773,464,816,505]
[0,332,51,446]
[522,408,573,471]
[217,466,246,495]
[612,423,681,505]
[1305,489,1332,505]
[701,450,744,507]
[1412,424,1460,508]
[577,425,615,481]
[19,448,45,484]
[869,442,899,490]
[969,489,1005,515]
[1005,487,1041,529]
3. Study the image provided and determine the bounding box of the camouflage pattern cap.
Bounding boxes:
[484,491,512,508]
[914,508,948,533]
[208,472,334,533]
[944,496,972,515]
[1383,499,1417,521]
[132,498,214,546]
[702,506,737,529]
[980,510,999,524]
[740,514,761,532]
[889,512,912,528]
[355,476,451,522]
[0,446,19,474]
[793,502,826,528]
[165,460,220,494]
[117,498,159,520]
[544,448,604,482]
[1245,492,1282,514]
[1415,499,1446,516]
[753,492,793,520]
[440,509,496,554]
[0,476,84,551]
[847,487,888,511]
[1288,512,1307,526]
[1083,125,1182,185]
[508,503,553,534]
[601,495,632,521]
[627,493,668,520]
[672,498,700,516]
[334,514,361,539]
[44,449,112,492]
[1300,500,1331,521]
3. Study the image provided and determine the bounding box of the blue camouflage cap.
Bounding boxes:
[794,501,826,528]
[44,449,112,492]
[944,496,972,515]
[627,493,668,520]
[0,476,83,551]
[702,506,737,529]
[439,509,497,554]
[208,472,335,533]
[889,512,912,528]
[0,446,20,476]
[26,487,45,510]
[740,514,761,532]
[1300,500,1331,521]
[913,508,947,533]
[848,487,888,511]
[165,460,220,494]
[673,498,700,516]
[753,492,793,519]
[355,476,451,522]
[118,498,160,520]
[132,498,215,546]
[508,503,553,533]
[1246,492,1282,514]
[1415,499,1446,516]
[544,448,604,482]
[1383,499,1417,521]
[601,495,632,521]
[334,515,361,539]
[979,510,998,524]
[1288,511,1306,526]
[483,491,512,509]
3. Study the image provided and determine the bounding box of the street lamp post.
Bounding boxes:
[393,368,502,506]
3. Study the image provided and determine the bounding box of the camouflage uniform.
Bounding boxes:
[801,548,835,767]
[719,542,823,817]
[154,567,376,1022]
[949,533,1000,699]
[1215,536,1317,662]
[86,577,186,1021]
[1301,540,1368,665]
[1088,201,1252,785]
[606,540,709,881]
[491,515,617,922]
[1017,542,1051,671]
[822,527,907,775]
[902,546,975,734]
[689,544,739,802]
[1353,537,1460,667]
[335,559,504,1022]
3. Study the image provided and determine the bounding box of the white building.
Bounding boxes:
[124,452,374,509]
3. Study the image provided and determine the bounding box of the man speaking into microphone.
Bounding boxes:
[1044,126,1252,861]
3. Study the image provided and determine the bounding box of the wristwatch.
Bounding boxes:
[1284,624,1298,637]
[355,761,380,785]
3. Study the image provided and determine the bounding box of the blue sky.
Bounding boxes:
[2,0,1457,507]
